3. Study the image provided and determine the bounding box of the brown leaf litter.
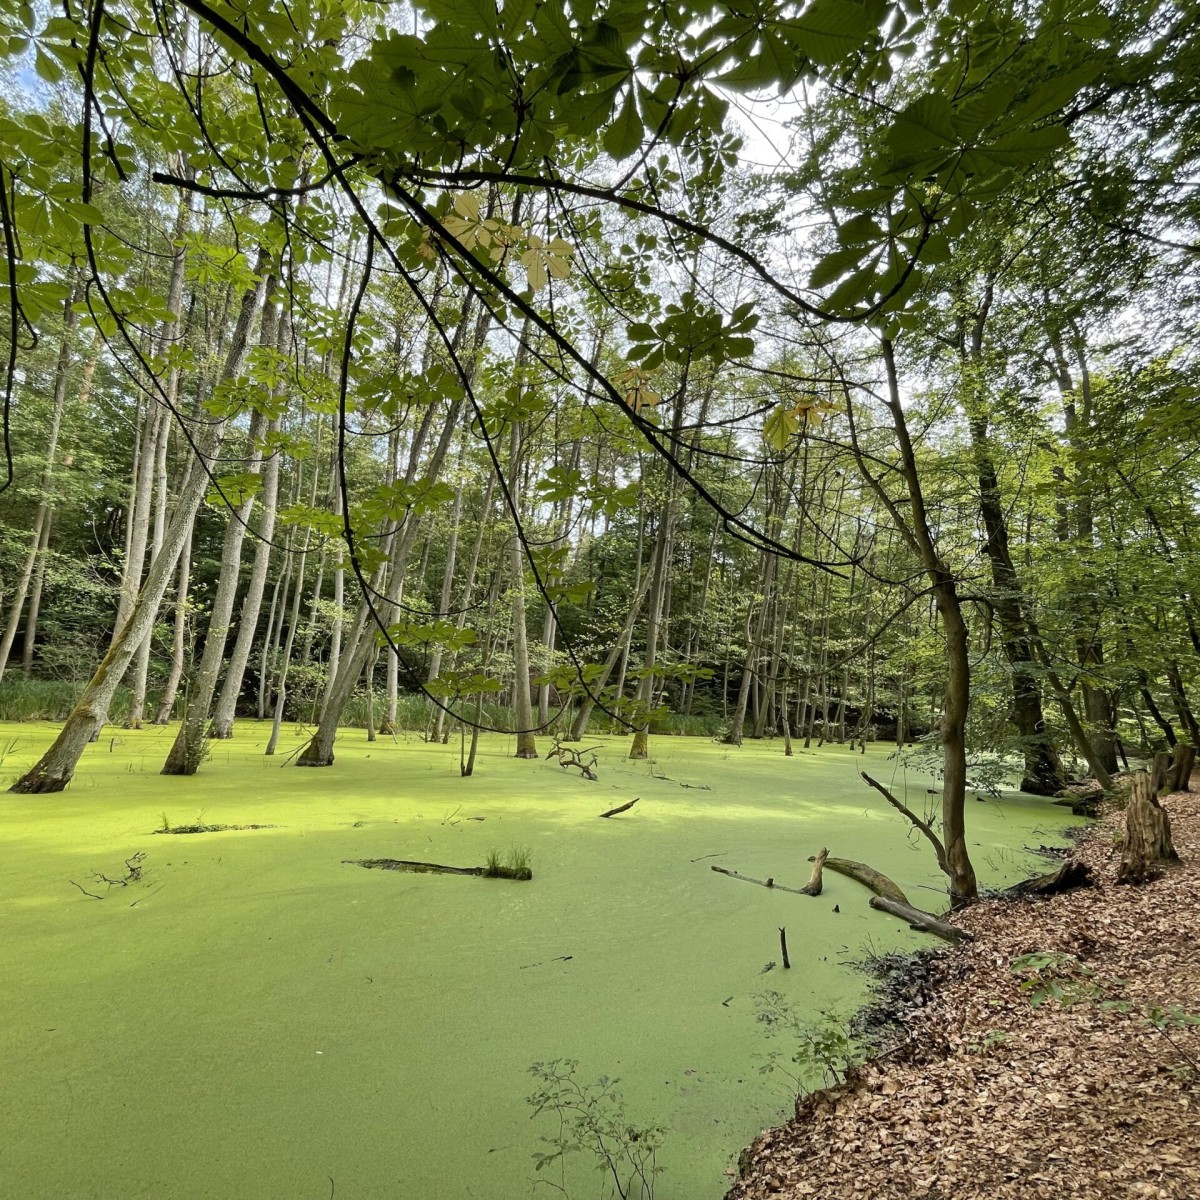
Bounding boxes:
[727,782,1200,1200]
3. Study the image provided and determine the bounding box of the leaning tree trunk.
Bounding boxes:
[297,400,461,766]
[206,416,281,739]
[851,338,978,905]
[125,411,171,727]
[569,570,652,741]
[9,267,264,793]
[162,278,279,773]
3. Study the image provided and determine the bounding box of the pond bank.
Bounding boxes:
[727,782,1200,1200]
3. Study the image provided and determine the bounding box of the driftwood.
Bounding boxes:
[1005,859,1093,897]
[778,927,791,969]
[546,736,599,780]
[710,866,813,896]
[868,896,975,943]
[811,855,910,905]
[801,847,828,896]
[599,797,639,818]
[345,858,532,880]
[1118,771,1179,884]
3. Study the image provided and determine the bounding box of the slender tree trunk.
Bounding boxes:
[959,299,1064,795]
[0,283,78,687]
[153,526,192,724]
[297,401,462,765]
[10,262,263,793]
[161,275,279,773]
[266,529,310,755]
[508,417,538,758]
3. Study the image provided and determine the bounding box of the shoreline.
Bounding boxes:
[727,785,1200,1199]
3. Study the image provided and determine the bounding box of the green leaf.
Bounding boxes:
[810,244,867,289]
[975,125,1070,170]
[782,0,876,67]
[764,404,800,451]
[603,89,642,160]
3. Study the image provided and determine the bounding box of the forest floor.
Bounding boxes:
[728,780,1200,1200]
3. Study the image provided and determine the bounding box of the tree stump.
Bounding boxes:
[1117,771,1179,884]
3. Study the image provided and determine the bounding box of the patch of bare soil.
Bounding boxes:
[727,786,1200,1200]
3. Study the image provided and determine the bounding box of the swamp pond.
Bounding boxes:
[1,723,1079,1198]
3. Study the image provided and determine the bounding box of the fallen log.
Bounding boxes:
[1005,859,1093,897]
[599,797,639,818]
[810,855,910,905]
[800,847,828,896]
[868,896,975,943]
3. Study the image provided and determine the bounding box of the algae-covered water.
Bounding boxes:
[1,723,1078,1199]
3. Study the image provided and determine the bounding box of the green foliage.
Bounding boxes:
[1010,951,1106,1008]
[527,1058,664,1199]
[754,992,862,1090]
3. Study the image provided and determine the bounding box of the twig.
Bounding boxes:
[70,880,104,900]
[129,884,166,907]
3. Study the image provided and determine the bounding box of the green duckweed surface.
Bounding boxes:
[1,723,1079,1199]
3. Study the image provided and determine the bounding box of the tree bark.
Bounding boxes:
[1117,771,1178,884]
[10,265,264,793]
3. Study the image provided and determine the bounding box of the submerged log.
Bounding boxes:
[345,858,532,880]
[1005,859,1093,897]
[599,797,639,818]
[812,855,910,905]
[1052,793,1102,817]
[710,865,812,896]
[800,847,828,896]
[868,896,975,943]
[1117,771,1179,884]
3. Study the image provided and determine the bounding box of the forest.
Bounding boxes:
[1,1,1198,1198]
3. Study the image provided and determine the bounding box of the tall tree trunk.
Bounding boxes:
[161,274,279,774]
[0,282,78,687]
[508,416,538,758]
[297,400,462,765]
[153,526,192,724]
[959,295,1065,795]
[10,260,264,793]
[569,570,652,741]
[208,294,291,738]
